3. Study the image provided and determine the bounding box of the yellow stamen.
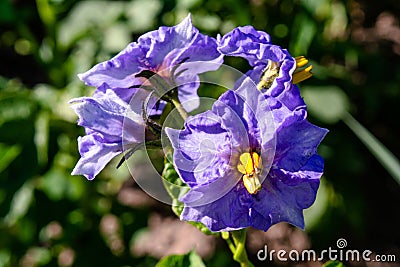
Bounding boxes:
[293,56,313,84]
[295,56,309,68]
[237,152,262,194]
[243,175,262,195]
[293,64,313,84]
[237,152,253,175]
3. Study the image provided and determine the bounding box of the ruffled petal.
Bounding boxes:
[70,90,146,180]
[78,42,144,88]
[251,155,322,230]
[218,26,271,66]
[138,14,198,67]
[165,111,234,187]
[274,120,328,172]
[181,184,254,232]
[71,133,122,180]
[69,90,145,143]
[251,175,319,230]
[219,26,297,98]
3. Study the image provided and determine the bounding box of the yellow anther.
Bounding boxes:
[251,152,262,171]
[293,55,313,84]
[237,152,263,194]
[237,152,253,175]
[295,56,309,68]
[293,64,313,84]
[243,175,262,194]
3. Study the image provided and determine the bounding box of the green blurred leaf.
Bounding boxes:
[0,143,21,173]
[291,13,316,55]
[0,91,37,126]
[0,250,11,267]
[126,0,162,33]
[34,111,49,166]
[58,1,125,48]
[36,0,56,27]
[302,86,350,124]
[300,0,331,20]
[156,250,205,267]
[322,260,345,267]
[0,0,15,23]
[342,113,400,186]
[24,247,52,266]
[3,180,34,226]
[39,168,69,201]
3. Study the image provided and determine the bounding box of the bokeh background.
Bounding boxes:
[1,0,400,266]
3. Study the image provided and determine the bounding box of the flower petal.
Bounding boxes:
[219,26,297,97]
[138,14,198,67]
[78,42,144,88]
[70,90,146,180]
[165,111,234,187]
[70,90,144,143]
[71,133,122,180]
[274,120,328,172]
[218,26,271,66]
[180,184,254,232]
[251,176,319,230]
[251,155,322,230]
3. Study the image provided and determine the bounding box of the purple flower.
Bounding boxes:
[218,26,312,95]
[78,15,223,111]
[166,78,327,232]
[70,89,152,180]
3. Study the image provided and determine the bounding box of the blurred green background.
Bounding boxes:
[1,0,399,266]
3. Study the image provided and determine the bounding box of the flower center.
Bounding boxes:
[237,152,262,194]
[257,60,280,90]
[256,56,313,90]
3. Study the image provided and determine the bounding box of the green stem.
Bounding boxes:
[222,232,236,254]
[225,229,254,267]
[170,96,189,121]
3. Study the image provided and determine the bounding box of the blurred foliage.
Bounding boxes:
[1,0,400,266]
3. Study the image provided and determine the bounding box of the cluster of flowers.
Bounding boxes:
[70,15,327,232]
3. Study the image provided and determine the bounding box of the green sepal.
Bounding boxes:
[162,152,217,236]
[188,221,216,236]
[161,152,189,217]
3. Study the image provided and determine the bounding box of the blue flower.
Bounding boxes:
[70,89,151,180]
[218,26,313,94]
[78,15,223,111]
[166,78,327,232]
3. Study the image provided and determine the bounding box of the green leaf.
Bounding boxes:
[322,260,345,267]
[161,153,189,217]
[302,86,350,124]
[156,250,205,267]
[126,0,162,33]
[0,91,37,127]
[3,180,34,226]
[0,250,11,267]
[34,111,49,166]
[0,143,21,173]
[291,13,317,55]
[342,113,400,186]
